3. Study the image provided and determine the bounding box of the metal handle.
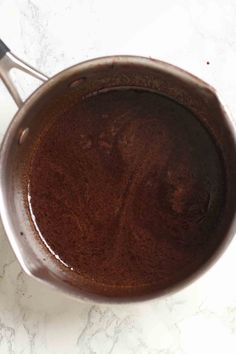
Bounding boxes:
[0,38,48,108]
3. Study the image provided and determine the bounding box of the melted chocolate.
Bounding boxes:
[28,89,225,295]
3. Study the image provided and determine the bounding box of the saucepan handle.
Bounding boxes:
[0,38,48,108]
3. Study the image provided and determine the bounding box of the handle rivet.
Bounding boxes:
[18,128,29,145]
[69,77,86,88]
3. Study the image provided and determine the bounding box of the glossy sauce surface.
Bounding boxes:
[28,89,225,295]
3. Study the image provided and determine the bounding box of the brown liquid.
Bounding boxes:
[28,89,225,296]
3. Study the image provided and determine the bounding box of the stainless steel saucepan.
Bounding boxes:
[0,38,236,303]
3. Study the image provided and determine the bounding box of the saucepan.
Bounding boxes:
[0,38,236,303]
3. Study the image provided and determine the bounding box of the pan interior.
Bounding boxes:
[25,86,226,298]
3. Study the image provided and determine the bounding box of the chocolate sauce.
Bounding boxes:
[27,89,225,295]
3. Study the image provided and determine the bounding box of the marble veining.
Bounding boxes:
[0,0,236,353]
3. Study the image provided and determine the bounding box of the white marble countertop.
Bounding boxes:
[0,0,236,353]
